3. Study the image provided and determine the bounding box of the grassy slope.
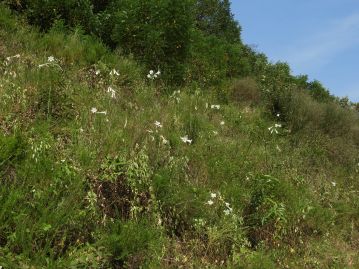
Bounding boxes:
[0,5,359,268]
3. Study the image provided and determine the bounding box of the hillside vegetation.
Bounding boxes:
[1,1,359,268]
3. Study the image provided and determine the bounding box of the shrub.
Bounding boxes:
[93,149,153,220]
[103,220,163,267]
[32,68,75,120]
[321,102,356,138]
[186,32,250,86]
[0,133,25,172]
[231,77,261,105]
[20,0,94,31]
[107,0,194,84]
[308,80,334,103]
[244,175,289,247]
[282,90,323,132]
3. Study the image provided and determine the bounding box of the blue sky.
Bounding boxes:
[231,0,359,102]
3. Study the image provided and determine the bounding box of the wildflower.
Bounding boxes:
[6,54,20,61]
[110,69,119,76]
[207,200,214,206]
[225,202,230,208]
[160,135,168,145]
[331,181,337,187]
[147,69,161,80]
[154,121,163,128]
[181,135,192,144]
[268,124,282,134]
[220,121,225,125]
[224,209,231,215]
[211,104,220,110]
[38,57,62,71]
[276,113,280,117]
[170,90,181,103]
[107,86,116,99]
[95,70,101,75]
[212,131,218,135]
[91,107,107,115]
[211,193,217,199]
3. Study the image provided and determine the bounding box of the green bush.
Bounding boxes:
[0,133,25,171]
[20,0,94,31]
[186,32,251,85]
[244,175,289,247]
[107,0,194,83]
[321,102,355,138]
[103,220,163,267]
[231,77,261,105]
[282,90,323,132]
[307,80,334,103]
[32,68,75,120]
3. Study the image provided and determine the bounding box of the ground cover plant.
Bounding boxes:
[0,2,359,268]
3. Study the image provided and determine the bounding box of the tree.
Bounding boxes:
[308,80,334,103]
[107,0,194,83]
[195,0,241,43]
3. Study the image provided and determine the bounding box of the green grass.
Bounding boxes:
[0,5,359,268]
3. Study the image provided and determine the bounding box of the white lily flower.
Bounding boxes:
[48,56,55,62]
[147,69,161,80]
[224,209,231,215]
[107,86,116,99]
[160,135,168,145]
[211,105,220,110]
[91,107,98,114]
[180,135,192,144]
[110,69,120,76]
[211,193,217,198]
[207,200,214,206]
[154,121,163,128]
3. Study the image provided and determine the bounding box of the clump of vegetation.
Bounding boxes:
[0,2,359,268]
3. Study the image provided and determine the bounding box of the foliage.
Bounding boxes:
[18,0,94,31]
[195,0,241,43]
[94,0,194,84]
[1,3,359,268]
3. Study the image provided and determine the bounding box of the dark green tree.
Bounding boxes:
[308,80,334,103]
[195,0,241,43]
[107,0,194,83]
